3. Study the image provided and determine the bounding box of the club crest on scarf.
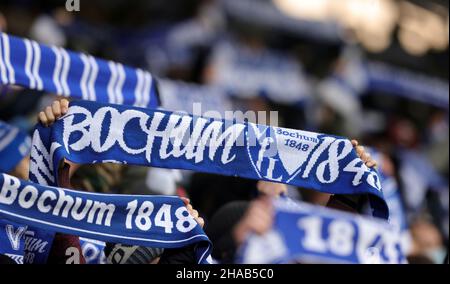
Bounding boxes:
[247,124,319,182]
[29,100,388,220]
[246,124,382,192]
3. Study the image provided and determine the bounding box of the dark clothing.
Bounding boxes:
[45,163,86,264]
[205,201,249,263]
[47,233,86,264]
[104,243,164,264]
[187,173,257,220]
[158,245,197,264]
[0,254,17,264]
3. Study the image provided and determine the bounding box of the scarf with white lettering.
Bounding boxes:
[29,100,389,219]
[0,218,27,264]
[238,198,406,264]
[367,149,411,254]
[157,79,233,117]
[0,173,211,264]
[0,121,31,264]
[0,33,158,108]
[209,39,311,104]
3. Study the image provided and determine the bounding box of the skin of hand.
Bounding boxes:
[232,196,274,246]
[257,180,288,197]
[36,99,200,263]
[9,99,70,180]
[180,197,205,228]
[38,99,70,127]
[351,139,377,168]
[38,98,80,176]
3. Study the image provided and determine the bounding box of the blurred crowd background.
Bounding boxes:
[0,0,448,264]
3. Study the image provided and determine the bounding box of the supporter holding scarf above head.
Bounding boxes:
[207,158,378,264]
[205,142,378,264]
[31,98,380,264]
[27,99,206,264]
[2,99,85,264]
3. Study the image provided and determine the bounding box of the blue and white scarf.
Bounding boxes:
[29,100,388,219]
[157,79,233,118]
[0,32,158,108]
[0,173,211,264]
[209,39,311,104]
[238,198,406,264]
[0,120,31,173]
[365,61,449,109]
[0,121,31,264]
[22,227,54,264]
[0,218,27,264]
[335,56,449,109]
[367,150,412,254]
[366,150,408,231]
